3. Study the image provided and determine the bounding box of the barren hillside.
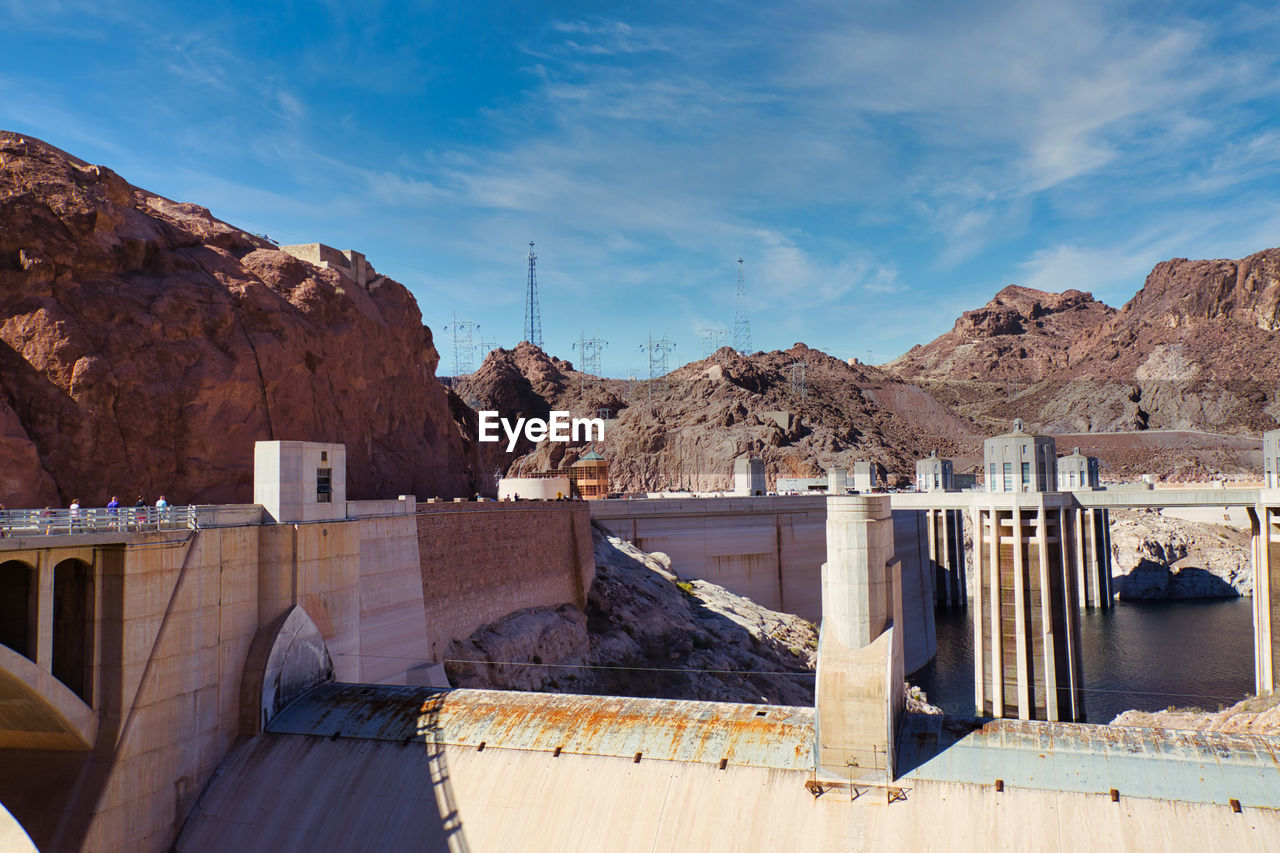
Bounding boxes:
[458,342,978,492]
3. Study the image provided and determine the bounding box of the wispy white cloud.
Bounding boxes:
[6,0,1280,374]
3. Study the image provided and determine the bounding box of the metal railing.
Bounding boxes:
[0,505,198,537]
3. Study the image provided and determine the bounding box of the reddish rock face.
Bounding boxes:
[0,131,488,507]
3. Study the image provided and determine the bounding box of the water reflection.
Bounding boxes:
[912,598,1256,723]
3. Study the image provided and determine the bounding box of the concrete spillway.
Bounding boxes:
[174,682,1280,852]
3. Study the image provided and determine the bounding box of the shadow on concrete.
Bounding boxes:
[175,683,470,851]
[893,713,992,779]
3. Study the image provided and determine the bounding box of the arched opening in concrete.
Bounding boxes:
[0,561,35,661]
[52,558,94,704]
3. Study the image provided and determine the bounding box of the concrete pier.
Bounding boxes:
[815,495,905,783]
[1253,488,1280,694]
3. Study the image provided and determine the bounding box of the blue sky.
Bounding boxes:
[4,1,1280,377]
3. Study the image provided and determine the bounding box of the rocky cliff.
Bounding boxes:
[0,131,488,506]
[1108,509,1251,599]
[1112,694,1280,735]
[459,341,976,493]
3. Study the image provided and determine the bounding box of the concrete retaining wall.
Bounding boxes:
[416,503,595,662]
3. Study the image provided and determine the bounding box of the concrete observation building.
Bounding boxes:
[496,451,610,501]
[568,451,609,499]
[915,451,953,493]
[973,421,1086,722]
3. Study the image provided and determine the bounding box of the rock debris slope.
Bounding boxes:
[0,131,487,505]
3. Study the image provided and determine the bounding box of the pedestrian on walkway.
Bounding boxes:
[69,498,81,533]
[107,495,120,530]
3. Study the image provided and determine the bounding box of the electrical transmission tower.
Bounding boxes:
[699,328,729,358]
[733,257,752,354]
[640,333,677,399]
[788,359,807,402]
[524,241,543,348]
[478,337,502,361]
[623,369,638,400]
[572,331,608,391]
[443,314,479,377]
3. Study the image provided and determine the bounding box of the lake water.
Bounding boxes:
[911,597,1257,723]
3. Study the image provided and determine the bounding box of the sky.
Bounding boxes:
[3,0,1280,377]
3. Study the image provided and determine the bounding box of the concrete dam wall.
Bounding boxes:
[0,500,592,853]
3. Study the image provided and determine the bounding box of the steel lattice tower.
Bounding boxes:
[699,328,729,358]
[478,337,502,361]
[640,332,677,399]
[733,257,752,354]
[573,331,608,391]
[524,241,543,348]
[443,314,479,377]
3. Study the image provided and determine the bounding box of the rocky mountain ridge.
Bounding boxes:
[885,249,1280,446]
[458,341,977,493]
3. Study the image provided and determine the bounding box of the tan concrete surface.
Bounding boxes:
[175,731,1280,853]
